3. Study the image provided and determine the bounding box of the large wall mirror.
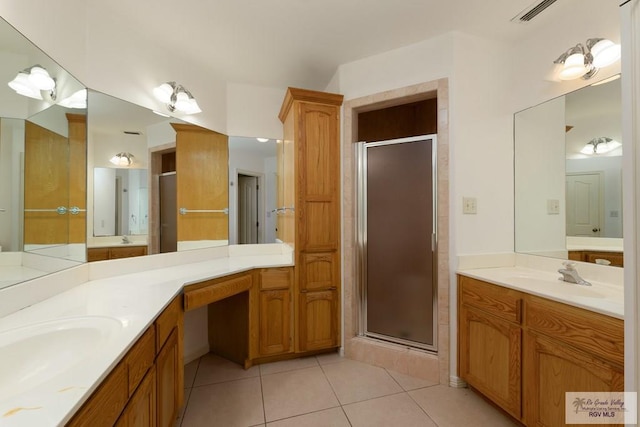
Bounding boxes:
[0,16,87,289]
[515,76,622,267]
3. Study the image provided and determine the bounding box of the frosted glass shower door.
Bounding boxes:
[358,135,437,350]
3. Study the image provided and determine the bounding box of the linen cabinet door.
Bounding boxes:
[458,304,522,420]
[523,331,624,427]
[298,289,338,351]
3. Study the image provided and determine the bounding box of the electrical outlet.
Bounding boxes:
[547,199,560,215]
[463,197,477,214]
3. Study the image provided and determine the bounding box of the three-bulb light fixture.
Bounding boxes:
[8,65,56,100]
[153,82,202,114]
[553,38,621,81]
[580,137,621,156]
[110,152,135,166]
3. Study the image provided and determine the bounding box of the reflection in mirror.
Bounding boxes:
[228,137,278,245]
[0,16,86,289]
[87,91,231,259]
[514,76,622,267]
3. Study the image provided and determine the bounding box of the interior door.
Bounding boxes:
[566,172,602,236]
[238,174,259,244]
[160,173,177,253]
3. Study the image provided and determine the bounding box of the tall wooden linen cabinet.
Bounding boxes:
[278,88,344,353]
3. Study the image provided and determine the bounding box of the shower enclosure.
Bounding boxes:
[356,135,437,351]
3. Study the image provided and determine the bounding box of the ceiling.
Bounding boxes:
[93,0,573,90]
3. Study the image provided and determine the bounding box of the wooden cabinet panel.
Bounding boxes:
[116,368,156,427]
[259,289,291,356]
[126,327,156,397]
[459,304,521,419]
[568,250,624,267]
[184,274,252,311]
[67,113,87,244]
[155,296,182,352]
[67,362,128,427]
[525,295,624,366]
[299,252,338,292]
[524,331,624,427]
[174,123,229,243]
[87,247,110,261]
[156,328,181,427]
[459,276,522,323]
[299,290,338,351]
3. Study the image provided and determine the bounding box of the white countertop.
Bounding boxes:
[458,266,624,319]
[0,244,293,427]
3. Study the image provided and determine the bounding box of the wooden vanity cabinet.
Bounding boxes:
[458,276,522,419]
[87,245,148,262]
[67,294,183,427]
[458,275,624,426]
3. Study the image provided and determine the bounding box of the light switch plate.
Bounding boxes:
[463,197,477,214]
[547,199,560,215]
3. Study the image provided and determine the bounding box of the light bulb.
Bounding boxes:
[8,72,43,99]
[559,53,587,80]
[174,91,191,112]
[153,83,174,103]
[590,39,621,68]
[28,66,55,90]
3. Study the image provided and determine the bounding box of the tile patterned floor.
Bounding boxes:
[177,352,518,427]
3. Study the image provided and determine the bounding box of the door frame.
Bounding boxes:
[149,142,176,254]
[232,168,265,245]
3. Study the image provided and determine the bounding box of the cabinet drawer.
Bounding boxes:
[259,267,292,290]
[109,246,147,259]
[459,276,522,324]
[525,295,624,366]
[126,326,155,396]
[87,247,109,262]
[184,274,252,311]
[155,296,182,353]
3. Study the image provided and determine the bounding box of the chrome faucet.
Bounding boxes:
[122,235,131,244]
[558,262,591,286]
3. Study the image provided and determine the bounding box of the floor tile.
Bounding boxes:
[193,353,259,387]
[182,377,264,427]
[261,366,339,422]
[184,359,199,388]
[322,359,403,405]
[386,369,438,391]
[266,407,350,427]
[409,385,519,427]
[176,387,192,426]
[343,392,437,427]
[260,356,319,376]
[315,351,345,365]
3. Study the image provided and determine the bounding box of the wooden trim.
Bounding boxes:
[278,87,344,122]
[65,113,86,123]
[170,122,226,135]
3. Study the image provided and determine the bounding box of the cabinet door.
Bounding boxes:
[299,289,338,351]
[259,289,292,356]
[524,331,624,427]
[116,368,156,427]
[459,304,521,419]
[156,328,181,427]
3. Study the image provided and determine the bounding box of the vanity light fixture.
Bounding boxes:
[580,137,622,155]
[256,137,269,142]
[153,81,202,114]
[7,65,57,100]
[553,38,621,81]
[110,152,135,166]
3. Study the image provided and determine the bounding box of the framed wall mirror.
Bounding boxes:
[514,76,622,267]
[0,16,87,289]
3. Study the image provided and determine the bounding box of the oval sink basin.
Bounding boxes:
[0,316,122,401]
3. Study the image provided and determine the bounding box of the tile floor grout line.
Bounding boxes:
[406,387,441,427]
[258,366,268,427]
[316,355,345,406]
[178,356,202,426]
